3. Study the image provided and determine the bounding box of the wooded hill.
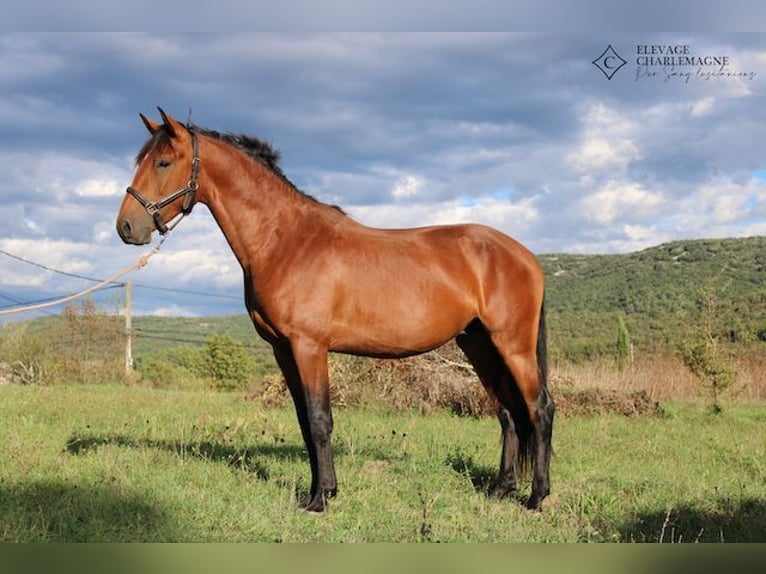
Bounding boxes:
[539,236,765,360]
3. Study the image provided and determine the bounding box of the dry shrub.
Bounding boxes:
[0,300,126,386]
[53,300,126,385]
[249,341,671,417]
[253,341,494,416]
[257,371,290,407]
[553,388,662,417]
[248,338,765,417]
[328,345,495,416]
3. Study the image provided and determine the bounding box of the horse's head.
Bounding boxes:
[116,108,200,245]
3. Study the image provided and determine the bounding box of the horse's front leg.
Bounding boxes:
[279,338,337,513]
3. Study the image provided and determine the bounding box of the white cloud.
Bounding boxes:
[0,238,109,292]
[391,175,423,199]
[75,178,123,198]
[156,248,240,289]
[620,224,671,249]
[677,175,766,230]
[0,150,132,203]
[23,219,42,234]
[93,222,116,243]
[349,193,539,239]
[0,238,94,275]
[432,196,538,229]
[580,181,665,225]
[0,268,48,288]
[145,304,198,318]
[569,137,639,173]
[568,102,641,176]
[642,98,717,124]
[690,97,716,117]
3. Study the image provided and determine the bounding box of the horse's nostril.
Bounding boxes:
[119,219,132,238]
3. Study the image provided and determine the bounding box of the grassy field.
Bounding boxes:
[0,384,763,542]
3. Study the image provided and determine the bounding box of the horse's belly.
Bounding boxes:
[328,292,473,357]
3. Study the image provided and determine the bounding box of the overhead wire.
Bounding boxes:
[0,285,123,310]
[0,247,109,284]
[0,246,240,306]
[132,330,263,349]
[0,244,262,357]
[0,290,64,318]
[0,244,251,357]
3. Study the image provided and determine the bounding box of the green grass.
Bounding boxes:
[0,385,763,542]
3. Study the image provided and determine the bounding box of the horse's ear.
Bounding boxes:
[157,107,179,138]
[139,113,162,134]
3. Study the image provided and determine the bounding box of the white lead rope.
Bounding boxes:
[0,239,166,316]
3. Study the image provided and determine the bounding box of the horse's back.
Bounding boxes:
[334,221,543,297]
[371,222,543,297]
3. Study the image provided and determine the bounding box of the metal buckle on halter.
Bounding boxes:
[145,203,160,216]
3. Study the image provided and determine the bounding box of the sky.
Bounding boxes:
[0,33,765,319]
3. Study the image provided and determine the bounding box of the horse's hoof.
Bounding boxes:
[489,483,518,499]
[525,492,548,512]
[299,496,326,513]
[299,488,336,513]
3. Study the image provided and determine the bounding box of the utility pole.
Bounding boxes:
[124,281,133,375]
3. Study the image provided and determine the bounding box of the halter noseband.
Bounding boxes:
[126,130,200,235]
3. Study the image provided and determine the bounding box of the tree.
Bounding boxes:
[615,314,632,370]
[679,338,737,414]
[678,272,738,414]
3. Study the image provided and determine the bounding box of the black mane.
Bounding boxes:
[189,125,285,176]
[136,122,345,214]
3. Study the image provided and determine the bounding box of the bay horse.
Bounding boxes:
[115,108,555,513]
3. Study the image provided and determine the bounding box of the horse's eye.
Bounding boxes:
[156,159,172,169]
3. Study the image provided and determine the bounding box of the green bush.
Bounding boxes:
[203,333,257,391]
[136,336,258,391]
[134,355,203,390]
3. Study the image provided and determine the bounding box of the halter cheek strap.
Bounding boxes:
[125,130,200,235]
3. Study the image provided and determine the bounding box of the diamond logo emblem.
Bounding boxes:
[592,44,627,80]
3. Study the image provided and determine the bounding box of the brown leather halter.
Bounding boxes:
[125,129,200,234]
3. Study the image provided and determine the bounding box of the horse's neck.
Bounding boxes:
[198,151,322,275]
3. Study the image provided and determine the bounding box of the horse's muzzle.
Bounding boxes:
[116,217,152,245]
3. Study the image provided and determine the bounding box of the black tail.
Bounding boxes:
[537,297,549,393]
[514,295,551,475]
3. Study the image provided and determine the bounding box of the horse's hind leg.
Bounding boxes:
[456,321,520,498]
[488,329,555,511]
